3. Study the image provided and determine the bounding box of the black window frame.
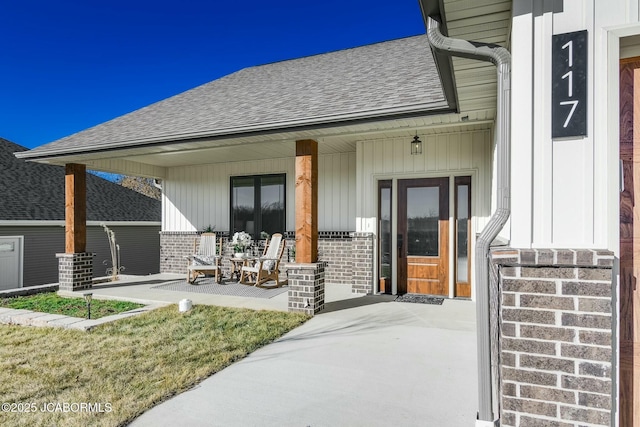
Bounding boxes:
[229,173,286,238]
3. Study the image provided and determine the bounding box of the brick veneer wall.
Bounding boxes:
[288,262,326,315]
[491,248,615,427]
[160,232,242,278]
[162,232,375,293]
[351,232,374,294]
[318,238,353,284]
[56,252,94,291]
[160,232,200,274]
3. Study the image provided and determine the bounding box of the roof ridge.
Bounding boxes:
[245,33,426,69]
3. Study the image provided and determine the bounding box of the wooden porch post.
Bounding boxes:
[295,139,318,263]
[65,163,87,253]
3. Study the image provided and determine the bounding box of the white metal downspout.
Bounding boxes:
[426,17,511,426]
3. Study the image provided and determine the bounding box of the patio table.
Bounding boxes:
[228,255,256,282]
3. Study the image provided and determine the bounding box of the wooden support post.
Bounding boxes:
[295,139,318,263]
[65,163,87,253]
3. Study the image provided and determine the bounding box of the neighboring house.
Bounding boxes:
[1,138,161,289]
[13,0,640,425]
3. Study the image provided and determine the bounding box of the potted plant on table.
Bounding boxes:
[232,231,252,258]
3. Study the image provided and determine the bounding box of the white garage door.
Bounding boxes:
[0,237,23,290]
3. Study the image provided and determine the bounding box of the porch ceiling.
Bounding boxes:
[33,112,493,173]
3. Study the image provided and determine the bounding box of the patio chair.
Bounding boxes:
[186,233,223,284]
[240,233,285,287]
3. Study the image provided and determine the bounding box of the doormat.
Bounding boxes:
[151,278,288,299]
[395,294,444,305]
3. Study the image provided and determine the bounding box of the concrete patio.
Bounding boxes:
[59,273,296,311]
[58,274,478,426]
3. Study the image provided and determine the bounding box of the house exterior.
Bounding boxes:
[1,138,161,289]
[16,34,495,301]
[13,0,640,425]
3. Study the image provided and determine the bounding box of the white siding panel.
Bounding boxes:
[356,130,493,231]
[164,154,355,232]
[425,136,437,170]
[508,0,640,249]
[318,153,356,231]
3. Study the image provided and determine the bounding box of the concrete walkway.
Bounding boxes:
[130,296,478,427]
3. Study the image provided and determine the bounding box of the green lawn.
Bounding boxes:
[0,305,309,427]
[0,292,143,320]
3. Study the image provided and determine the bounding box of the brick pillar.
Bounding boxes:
[288,262,326,315]
[491,248,614,427]
[351,232,374,294]
[56,252,94,291]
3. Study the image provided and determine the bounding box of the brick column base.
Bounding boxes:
[56,252,94,291]
[351,232,374,294]
[491,248,614,427]
[288,262,326,315]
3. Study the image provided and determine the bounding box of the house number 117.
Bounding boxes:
[552,30,587,138]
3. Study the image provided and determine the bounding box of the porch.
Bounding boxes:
[58,273,357,312]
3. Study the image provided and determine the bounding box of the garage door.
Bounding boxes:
[0,237,23,290]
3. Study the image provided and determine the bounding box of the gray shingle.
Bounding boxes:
[25,35,446,155]
[1,138,160,222]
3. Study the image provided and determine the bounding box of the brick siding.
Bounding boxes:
[491,248,615,427]
[56,252,94,291]
[162,231,375,294]
[288,262,326,315]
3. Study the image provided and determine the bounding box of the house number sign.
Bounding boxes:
[552,30,587,138]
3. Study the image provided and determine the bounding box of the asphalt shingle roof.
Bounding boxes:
[1,138,161,221]
[23,35,447,157]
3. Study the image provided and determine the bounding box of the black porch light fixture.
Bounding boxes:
[411,132,422,155]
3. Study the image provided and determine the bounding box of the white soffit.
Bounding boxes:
[37,113,493,168]
[443,0,512,115]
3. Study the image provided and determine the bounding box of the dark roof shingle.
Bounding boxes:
[24,35,447,156]
[1,138,160,222]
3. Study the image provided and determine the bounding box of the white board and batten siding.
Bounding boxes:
[163,153,356,232]
[355,129,493,233]
[509,0,640,252]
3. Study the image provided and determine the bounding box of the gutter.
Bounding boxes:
[14,102,453,161]
[426,17,511,426]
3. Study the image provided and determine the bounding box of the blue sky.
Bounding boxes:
[1,1,426,150]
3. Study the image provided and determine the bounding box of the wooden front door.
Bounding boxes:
[397,178,449,295]
[620,57,640,427]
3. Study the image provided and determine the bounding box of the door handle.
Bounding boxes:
[397,234,403,258]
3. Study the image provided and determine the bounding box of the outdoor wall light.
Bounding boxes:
[83,292,93,319]
[411,132,422,155]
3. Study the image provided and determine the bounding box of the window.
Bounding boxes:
[230,174,285,238]
[378,180,392,282]
[455,176,471,289]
